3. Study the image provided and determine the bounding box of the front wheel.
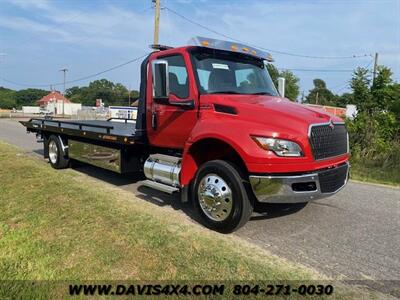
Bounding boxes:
[192,160,253,233]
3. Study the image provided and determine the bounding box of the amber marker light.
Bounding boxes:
[251,136,269,150]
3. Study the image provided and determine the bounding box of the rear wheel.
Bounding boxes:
[48,135,69,169]
[192,160,253,233]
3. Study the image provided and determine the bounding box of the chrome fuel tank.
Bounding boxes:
[144,154,181,187]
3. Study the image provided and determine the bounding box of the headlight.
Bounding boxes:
[251,136,303,157]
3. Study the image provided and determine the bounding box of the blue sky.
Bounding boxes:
[0,0,399,97]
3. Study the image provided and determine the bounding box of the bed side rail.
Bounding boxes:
[21,118,114,134]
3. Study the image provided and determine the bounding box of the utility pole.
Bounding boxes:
[372,52,378,85]
[0,53,6,89]
[128,85,131,106]
[59,68,68,117]
[153,0,161,45]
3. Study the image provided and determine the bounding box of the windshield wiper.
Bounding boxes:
[250,92,275,96]
[209,91,241,94]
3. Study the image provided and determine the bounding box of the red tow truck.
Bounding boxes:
[21,37,349,233]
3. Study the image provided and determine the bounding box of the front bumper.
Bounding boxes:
[249,162,349,203]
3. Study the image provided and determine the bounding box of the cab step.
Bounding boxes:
[141,180,179,194]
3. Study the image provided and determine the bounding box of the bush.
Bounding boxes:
[346,111,400,184]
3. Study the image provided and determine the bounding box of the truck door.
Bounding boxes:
[148,54,198,149]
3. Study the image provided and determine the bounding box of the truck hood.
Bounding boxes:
[201,94,342,136]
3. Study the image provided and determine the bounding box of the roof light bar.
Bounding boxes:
[150,44,173,51]
[189,36,273,62]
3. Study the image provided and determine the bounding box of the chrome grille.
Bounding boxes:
[309,123,348,160]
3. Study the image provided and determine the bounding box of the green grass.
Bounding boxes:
[350,159,400,187]
[0,142,387,298]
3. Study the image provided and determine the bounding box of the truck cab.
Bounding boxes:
[21,37,349,233]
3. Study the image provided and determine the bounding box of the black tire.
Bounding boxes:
[47,135,69,169]
[192,160,253,233]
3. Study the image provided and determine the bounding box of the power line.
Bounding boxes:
[165,6,372,60]
[331,59,374,93]
[64,53,149,85]
[1,53,149,88]
[0,77,49,88]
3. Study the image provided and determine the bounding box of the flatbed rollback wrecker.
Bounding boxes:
[21,37,350,233]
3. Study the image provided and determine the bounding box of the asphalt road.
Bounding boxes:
[1,118,399,291]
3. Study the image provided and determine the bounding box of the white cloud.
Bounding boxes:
[0,16,65,35]
[4,0,51,10]
[0,4,154,51]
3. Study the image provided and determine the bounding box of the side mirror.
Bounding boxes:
[152,59,169,99]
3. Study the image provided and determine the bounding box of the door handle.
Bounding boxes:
[151,112,157,129]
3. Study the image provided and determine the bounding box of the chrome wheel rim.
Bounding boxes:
[49,140,58,164]
[197,174,233,222]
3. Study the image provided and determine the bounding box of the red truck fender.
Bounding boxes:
[180,133,248,187]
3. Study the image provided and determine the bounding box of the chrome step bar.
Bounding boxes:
[141,180,179,194]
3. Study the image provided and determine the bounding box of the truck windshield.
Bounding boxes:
[190,48,279,96]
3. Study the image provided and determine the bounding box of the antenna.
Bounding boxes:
[59,68,68,117]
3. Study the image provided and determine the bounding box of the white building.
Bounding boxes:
[37,91,81,116]
[109,106,137,120]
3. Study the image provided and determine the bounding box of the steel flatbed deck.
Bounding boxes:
[20,118,137,145]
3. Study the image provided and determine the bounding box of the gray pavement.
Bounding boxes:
[1,118,399,289]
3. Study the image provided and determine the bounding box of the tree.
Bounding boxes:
[386,83,400,121]
[15,88,48,107]
[0,87,17,109]
[266,64,300,101]
[65,79,139,106]
[347,65,400,165]
[65,86,81,100]
[305,79,336,106]
[266,64,279,87]
[350,67,372,113]
[334,92,353,107]
[1,87,49,109]
[371,66,394,112]
[279,70,300,101]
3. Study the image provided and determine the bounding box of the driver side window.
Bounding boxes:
[164,55,189,99]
